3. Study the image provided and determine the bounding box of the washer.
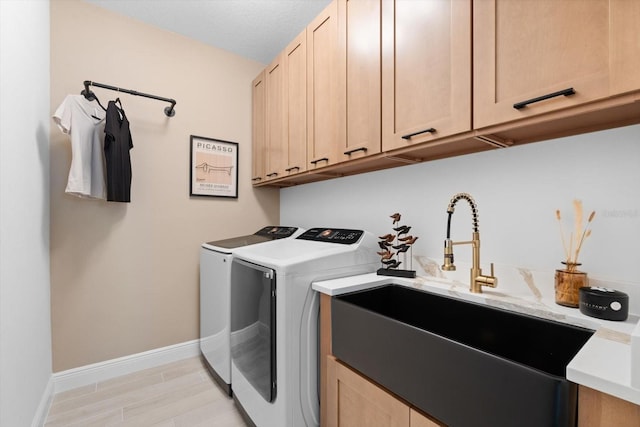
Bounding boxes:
[200,226,302,395]
[230,227,378,427]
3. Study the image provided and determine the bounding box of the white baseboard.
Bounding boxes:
[52,339,201,394]
[31,376,54,427]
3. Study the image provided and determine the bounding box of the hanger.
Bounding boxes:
[81,88,107,112]
[113,97,126,122]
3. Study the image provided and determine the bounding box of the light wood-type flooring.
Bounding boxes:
[44,356,248,427]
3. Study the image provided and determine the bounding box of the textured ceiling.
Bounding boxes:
[85,0,332,65]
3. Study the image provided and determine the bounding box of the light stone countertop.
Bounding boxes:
[312,258,640,405]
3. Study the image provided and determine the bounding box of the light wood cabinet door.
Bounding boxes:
[265,54,286,180]
[307,0,342,170]
[474,0,617,129]
[382,0,471,151]
[284,30,308,175]
[410,409,444,427]
[610,0,640,95]
[320,294,332,427]
[339,0,382,161]
[251,71,266,184]
[578,386,640,427]
[326,356,410,427]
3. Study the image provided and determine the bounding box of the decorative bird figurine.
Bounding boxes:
[390,213,401,224]
[378,233,396,243]
[393,225,411,235]
[382,259,401,269]
[378,241,391,250]
[377,250,393,259]
[393,244,410,253]
[398,235,418,245]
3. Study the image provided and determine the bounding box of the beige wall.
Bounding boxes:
[50,0,279,372]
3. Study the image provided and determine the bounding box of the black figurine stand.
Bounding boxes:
[376,267,416,278]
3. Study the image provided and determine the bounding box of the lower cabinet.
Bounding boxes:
[326,356,444,427]
[325,356,640,427]
[578,385,640,427]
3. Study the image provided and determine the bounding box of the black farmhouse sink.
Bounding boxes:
[332,285,594,427]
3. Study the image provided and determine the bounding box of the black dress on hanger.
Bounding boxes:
[104,99,133,202]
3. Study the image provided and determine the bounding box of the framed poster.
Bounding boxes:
[190,135,238,198]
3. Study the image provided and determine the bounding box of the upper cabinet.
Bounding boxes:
[307,1,342,170]
[284,30,308,176]
[610,0,640,95]
[473,0,640,129]
[264,54,286,181]
[339,0,382,161]
[382,0,472,151]
[260,30,309,182]
[253,0,640,187]
[251,71,266,184]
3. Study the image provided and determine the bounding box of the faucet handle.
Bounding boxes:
[476,263,498,289]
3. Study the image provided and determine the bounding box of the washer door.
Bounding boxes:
[230,258,277,403]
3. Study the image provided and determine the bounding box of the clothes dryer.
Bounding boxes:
[230,227,378,427]
[200,226,301,395]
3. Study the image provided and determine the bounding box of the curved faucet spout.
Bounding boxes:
[446,192,479,238]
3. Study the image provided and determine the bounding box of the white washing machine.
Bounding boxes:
[230,227,379,427]
[200,226,302,395]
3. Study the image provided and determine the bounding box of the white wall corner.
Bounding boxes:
[31,377,54,427]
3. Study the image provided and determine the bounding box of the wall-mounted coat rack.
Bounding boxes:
[81,80,177,117]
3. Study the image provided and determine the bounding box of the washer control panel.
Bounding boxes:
[296,228,363,244]
[255,226,299,239]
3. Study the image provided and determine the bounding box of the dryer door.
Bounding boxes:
[230,258,277,403]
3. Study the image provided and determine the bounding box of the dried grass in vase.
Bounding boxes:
[555,200,595,273]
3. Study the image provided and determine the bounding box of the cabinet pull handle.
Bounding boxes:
[310,157,329,165]
[513,88,576,110]
[344,147,368,156]
[266,172,278,177]
[285,166,300,172]
[401,128,436,140]
[252,177,262,182]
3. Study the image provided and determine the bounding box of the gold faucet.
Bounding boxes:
[442,193,498,293]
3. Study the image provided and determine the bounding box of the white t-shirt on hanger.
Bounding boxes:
[53,94,107,200]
